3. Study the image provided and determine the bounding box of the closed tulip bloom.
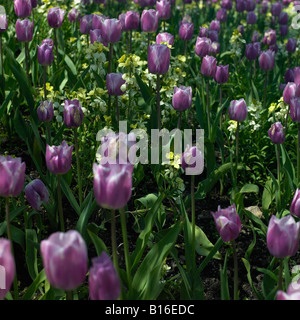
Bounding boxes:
[247,11,257,24]
[47,7,65,28]
[141,9,159,33]
[290,97,300,122]
[228,98,247,121]
[106,73,126,96]
[252,30,260,42]
[100,18,122,44]
[259,50,275,71]
[122,11,140,31]
[283,82,300,104]
[216,8,227,22]
[156,32,174,45]
[199,26,208,37]
[64,99,84,128]
[279,25,288,37]
[42,38,54,48]
[0,239,15,300]
[268,122,285,144]
[41,230,88,291]
[201,55,217,77]
[80,15,93,34]
[89,251,121,300]
[179,22,194,40]
[211,204,241,242]
[221,0,232,10]
[181,145,204,175]
[294,67,300,85]
[290,189,300,217]
[148,44,170,75]
[25,179,49,211]
[236,0,246,12]
[37,43,54,66]
[14,0,32,18]
[245,43,259,60]
[209,20,220,33]
[90,29,107,46]
[210,41,220,55]
[267,215,300,258]
[0,14,8,32]
[278,11,288,25]
[271,2,282,16]
[286,38,297,53]
[31,0,38,8]
[214,64,229,84]
[263,29,276,46]
[277,283,300,300]
[37,101,54,122]
[172,86,192,111]
[92,14,107,30]
[156,0,171,20]
[93,162,133,210]
[16,19,34,42]
[45,141,73,175]
[0,156,26,197]
[260,0,268,13]
[245,0,255,11]
[207,30,218,42]
[68,8,80,23]
[284,69,294,83]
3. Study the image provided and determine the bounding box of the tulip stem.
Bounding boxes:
[219,85,225,195]
[183,39,187,56]
[232,240,239,300]
[191,175,196,277]
[120,207,132,295]
[73,128,83,208]
[235,121,240,193]
[57,174,65,232]
[115,96,120,123]
[66,290,73,300]
[278,259,283,291]
[43,66,47,100]
[108,43,113,73]
[284,105,290,136]
[147,33,151,48]
[24,42,30,85]
[129,31,132,54]
[298,123,300,186]
[276,144,281,210]
[157,74,161,130]
[177,111,182,130]
[54,29,59,68]
[206,78,211,140]
[263,71,268,109]
[0,34,3,86]
[110,209,119,274]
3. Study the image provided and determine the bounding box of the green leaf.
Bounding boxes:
[25,229,39,280]
[60,175,80,216]
[239,183,259,194]
[64,54,77,76]
[262,179,276,212]
[220,251,230,300]
[87,228,108,256]
[134,73,152,103]
[242,258,264,300]
[21,269,46,300]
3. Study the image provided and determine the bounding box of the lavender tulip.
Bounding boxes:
[221,0,232,10]
[211,204,241,242]
[47,7,65,29]
[80,15,94,35]
[283,82,300,105]
[148,44,170,75]
[181,145,204,175]
[199,26,208,37]
[68,8,80,23]
[216,8,227,22]
[106,73,126,96]
[14,0,32,18]
[141,9,159,33]
[0,14,8,32]
[37,101,54,123]
[286,38,297,53]
[122,11,140,31]
[294,67,300,85]
[201,55,217,77]
[172,86,192,111]
[259,50,275,71]
[0,239,15,300]
[195,37,211,57]
[90,29,107,46]
[89,251,121,300]
[156,32,174,45]
[252,30,260,42]
[267,215,300,258]
[290,189,300,217]
[45,141,73,175]
[100,18,122,44]
[40,230,88,291]
[25,179,49,211]
[228,99,248,121]
[209,20,220,33]
[64,99,84,128]
[277,283,300,300]
[15,19,34,42]
[268,122,285,144]
[291,97,300,123]
[237,24,244,35]
[207,30,218,42]
[214,64,229,84]
[179,22,194,40]
[92,14,107,30]
[0,156,26,197]
[37,42,54,66]
[42,38,54,48]
[156,0,171,20]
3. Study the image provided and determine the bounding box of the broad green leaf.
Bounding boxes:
[87,228,108,256]
[25,229,39,280]
[21,269,46,300]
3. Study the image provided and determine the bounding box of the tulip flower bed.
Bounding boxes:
[2,0,300,303]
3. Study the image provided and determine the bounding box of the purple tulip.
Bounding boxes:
[263,29,276,46]
[284,69,294,83]
[15,19,34,42]
[294,67,300,85]
[30,0,38,8]
[148,44,170,75]
[24,179,49,211]
[0,14,8,32]
[42,38,54,48]
[210,41,220,55]
[120,11,140,31]
[207,30,219,42]
[106,73,126,96]
[245,0,255,11]
[214,64,229,84]
[252,30,260,42]
[89,251,121,300]
[141,9,159,33]
[283,82,300,104]
[64,99,84,128]
[156,0,171,20]
[201,55,217,77]
[271,2,282,16]
[216,8,227,22]
[247,11,257,24]
[179,22,194,40]
[156,32,174,45]
[279,25,288,37]
[0,239,15,300]
[277,283,300,300]
[286,39,297,53]
[228,98,248,121]
[290,189,300,217]
[93,162,133,210]
[68,8,80,23]
[209,20,220,33]
[268,122,285,144]
[40,230,88,291]
[236,0,246,12]
[45,141,73,175]
[37,101,54,122]
[221,0,232,10]
[290,97,300,123]
[259,50,275,71]
[267,215,300,258]
[47,7,65,29]
[195,37,211,57]
[199,26,208,37]
[260,0,268,13]
[0,156,26,197]
[14,0,32,18]
[80,15,94,35]
[172,86,192,111]
[92,14,107,30]
[211,204,241,242]
[245,43,259,60]
[100,18,122,44]
[90,29,107,46]
[237,24,244,35]
[37,42,54,66]
[181,145,204,175]
[278,12,288,25]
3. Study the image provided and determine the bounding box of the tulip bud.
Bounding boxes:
[251,30,260,42]
[156,32,174,45]
[0,156,26,197]
[80,15,93,35]
[201,55,217,77]
[92,14,107,30]
[64,99,84,128]
[179,22,194,40]
[271,2,282,16]
[100,18,122,44]
[121,11,140,31]
[47,7,65,29]
[259,50,275,71]
[181,144,204,175]
[37,42,54,66]
[207,30,218,42]
[0,14,8,33]
[25,179,49,211]
[40,230,88,291]
[268,122,285,144]
[267,215,300,258]
[283,82,300,104]
[172,86,192,111]
[90,29,107,46]
[214,64,229,84]
[286,38,297,53]
[141,9,159,33]
[16,19,34,42]
[247,11,257,24]
[45,141,73,175]
[0,239,15,300]
[263,29,277,46]
[221,0,232,10]
[93,162,133,210]
[106,73,126,96]
[89,251,121,300]
[199,26,208,38]
[31,0,38,9]
[228,98,247,121]
[277,283,300,300]
[211,204,241,242]
[37,101,54,123]
[284,69,294,83]
[235,0,246,12]
[68,8,80,23]
[148,44,170,75]
[245,43,259,60]
[245,0,255,11]
[156,0,171,20]
[216,8,227,22]
[290,97,300,123]
[290,189,300,217]
[294,67,300,85]
[195,37,211,57]
[279,25,288,37]
[14,0,32,18]
[260,0,268,13]
[278,12,288,25]
[209,20,220,33]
